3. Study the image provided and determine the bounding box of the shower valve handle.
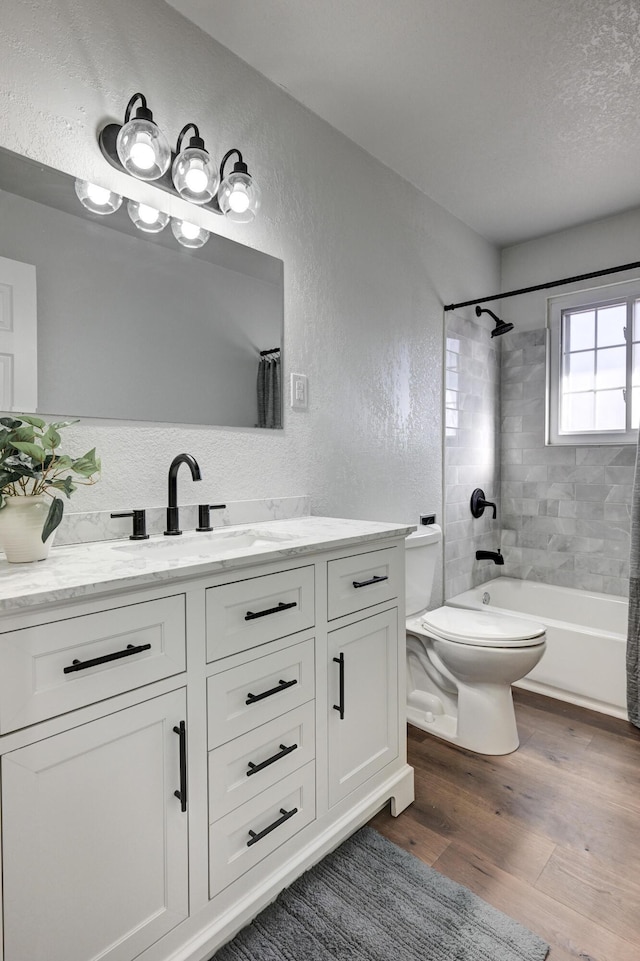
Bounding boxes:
[470,489,497,520]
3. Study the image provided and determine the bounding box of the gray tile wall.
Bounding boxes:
[500,328,634,597]
[444,312,502,597]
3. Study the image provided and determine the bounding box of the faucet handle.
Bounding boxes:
[197,503,227,532]
[470,488,497,520]
[110,509,149,540]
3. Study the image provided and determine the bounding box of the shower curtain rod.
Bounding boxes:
[443,259,640,312]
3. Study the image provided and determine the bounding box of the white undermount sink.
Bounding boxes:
[113,528,296,560]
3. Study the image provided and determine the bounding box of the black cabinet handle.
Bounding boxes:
[246,678,298,705]
[244,600,297,621]
[333,652,345,720]
[247,742,298,777]
[63,642,152,674]
[173,721,187,813]
[352,575,388,589]
[247,806,298,847]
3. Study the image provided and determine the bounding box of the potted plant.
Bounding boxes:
[0,415,100,563]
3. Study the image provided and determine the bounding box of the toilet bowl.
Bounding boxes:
[405,527,546,755]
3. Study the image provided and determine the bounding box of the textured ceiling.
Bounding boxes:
[166,0,640,247]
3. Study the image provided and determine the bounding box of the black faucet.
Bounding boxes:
[165,453,202,535]
[470,488,497,520]
[475,549,504,565]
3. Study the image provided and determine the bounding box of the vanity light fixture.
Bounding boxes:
[74,179,123,215]
[215,149,261,223]
[170,218,210,248]
[172,123,218,204]
[98,93,260,222]
[127,200,169,233]
[115,93,171,181]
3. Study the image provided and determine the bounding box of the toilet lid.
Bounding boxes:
[420,606,545,647]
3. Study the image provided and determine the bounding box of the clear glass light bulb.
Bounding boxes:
[138,203,161,225]
[184,163,208,194]
[228,183,250,214]
[181,221,200,240]
[129,139,156,171]
[86,184,112,206]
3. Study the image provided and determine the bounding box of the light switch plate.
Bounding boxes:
[290,373,308,410]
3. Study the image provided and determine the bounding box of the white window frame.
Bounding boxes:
[547,278,640,446]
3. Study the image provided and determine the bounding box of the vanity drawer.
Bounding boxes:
[208,700,315,822]
[206,566,315,661]
[0,596,186,733]
[207,638,315,748]
[209,761,315,897]
[327,547,400,620]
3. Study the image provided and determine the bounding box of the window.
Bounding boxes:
[547,280,640,444]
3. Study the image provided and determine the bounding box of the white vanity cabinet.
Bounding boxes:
[0,521,413,961]
[2,689,189,961]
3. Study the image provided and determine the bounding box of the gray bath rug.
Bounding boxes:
[213,826,549,960]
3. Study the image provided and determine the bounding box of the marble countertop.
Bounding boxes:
[0,516,415,614]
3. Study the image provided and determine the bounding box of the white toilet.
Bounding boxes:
[405,525,546,755]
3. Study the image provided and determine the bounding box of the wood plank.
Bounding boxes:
[369,805,450,865]
[370,693,640,961]
[536,845,640,947]
[433,842,640,961]
[409,766,555,883]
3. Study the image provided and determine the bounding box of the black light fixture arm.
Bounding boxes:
[124,92,151,123]
[219,148,248,179]
[443,259,640,312]
[176,122,204,152]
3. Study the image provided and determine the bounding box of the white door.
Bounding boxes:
[1,688,189,961]
[0,255,37,411]
[327,609,398,806]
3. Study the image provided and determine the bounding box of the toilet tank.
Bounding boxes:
[405,523,442,616]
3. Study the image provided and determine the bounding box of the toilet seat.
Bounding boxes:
[419,606,545,648]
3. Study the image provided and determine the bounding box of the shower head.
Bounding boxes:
[475,304,514,338]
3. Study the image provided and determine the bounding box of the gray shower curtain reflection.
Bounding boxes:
[257,355,282,429]
[627,430,640,727]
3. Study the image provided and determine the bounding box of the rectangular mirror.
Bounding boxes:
[0,146,283,428]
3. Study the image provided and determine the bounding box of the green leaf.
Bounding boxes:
[52,454,73,471]
[8,426,36,444]
[16,414,46,429]
[42,426,61,449]
[46,475,76,498]
[71,448,100,477]
[42,497,64,542]
[0,418,22,429]
[10,441,46,464]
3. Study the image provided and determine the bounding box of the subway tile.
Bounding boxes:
[547,465,604,485]
[501,464,547,482]
[610,447,637,466]
[603,576,628,596]
[564,571,605,592]
[514,531,551,550]
[502,416,523,433]
[575,446,631,466]
[522,345,546,366]
[522,447,575,465]
[604,485,633,503]
[537,482,575,500]
[604,466,635,485]
[576,518,629,541]
[521,414,543,434]
[603,537,631,559]
[548,534,604,554]
[502,448,524,465]
[604,502,631,524]
[502,382,524,402]
[521,515,577,535]
[575,484,611,502]
[574,554,628,578]
[558,500,605,520]
[501,432,541,449]
[538,499,560,516]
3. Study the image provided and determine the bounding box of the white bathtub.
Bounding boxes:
[446,577,628,719]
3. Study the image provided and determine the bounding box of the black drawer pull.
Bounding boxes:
[352,575,389,589]
[247,742,298,777]
[333,652,345,720]
[246,678,298,705]
[63,642,152,674]
[173,721,188,813]
[247,806,298,847]
[245,600,297,621]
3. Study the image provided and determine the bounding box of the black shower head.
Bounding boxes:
[475,304,514,337]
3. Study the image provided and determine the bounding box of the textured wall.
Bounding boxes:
[0,0,499,606]
[500,329,632,596]
[444,310,501,597]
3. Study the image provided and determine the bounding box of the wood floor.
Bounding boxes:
[370,689,640,961]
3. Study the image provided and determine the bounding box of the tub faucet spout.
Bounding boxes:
[475,549,504,565]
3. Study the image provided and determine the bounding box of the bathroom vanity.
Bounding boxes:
[0,516,414,961]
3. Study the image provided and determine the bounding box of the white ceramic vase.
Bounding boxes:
[0,495,56,563]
